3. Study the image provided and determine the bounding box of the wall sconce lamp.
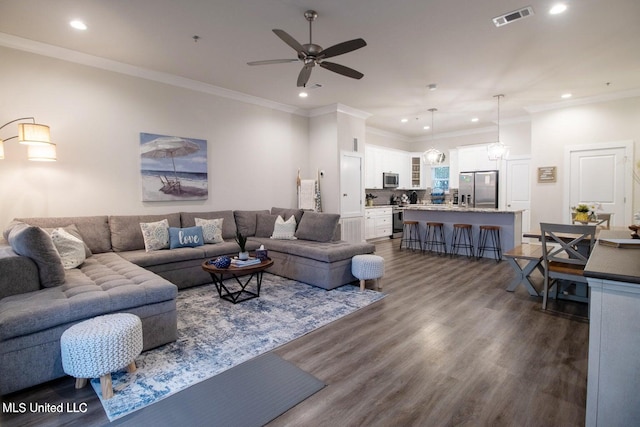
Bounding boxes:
[0,117,57,161]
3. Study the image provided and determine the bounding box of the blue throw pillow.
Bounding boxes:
[169,226,204,249]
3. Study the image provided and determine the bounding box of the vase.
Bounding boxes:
[575,212,589,222]
[238,251,249,260]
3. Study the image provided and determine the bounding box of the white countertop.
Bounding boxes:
[403,205,524,214]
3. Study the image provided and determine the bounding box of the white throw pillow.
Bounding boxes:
[271,215,297,240]
[195,217,224,244]
[140,219,170,252]
[50,227,86,269]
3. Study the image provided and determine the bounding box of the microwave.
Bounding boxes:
[383,172,399,188]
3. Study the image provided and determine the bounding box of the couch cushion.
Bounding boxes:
[169,226,204,249]
[15,216,111,254]
[234,210,270,237]
[4,221,65,288]
[43,224,92,258]
[250,237,375,263]
[295,212,340,242]
[255,213,278,238]
[181,211,236,240]
[270,207,304,228]
[0,252,177,341]
[110,213,181,252]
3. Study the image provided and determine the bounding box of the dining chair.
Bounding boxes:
[540,222,596,311]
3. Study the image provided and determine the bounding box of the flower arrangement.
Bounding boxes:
[365,193,377,206]
[574,204,590,213]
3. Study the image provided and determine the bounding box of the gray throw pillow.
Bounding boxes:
[4,221,65,287]
[294,212,340,242]
[255,213,278,238]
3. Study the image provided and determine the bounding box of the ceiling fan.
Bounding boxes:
[247,10,367,87]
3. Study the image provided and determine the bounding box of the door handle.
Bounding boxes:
[343,193,347,197]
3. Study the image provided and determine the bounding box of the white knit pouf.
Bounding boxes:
[351,254,385,291]
[61,313,143,399]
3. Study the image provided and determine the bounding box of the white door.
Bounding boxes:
[341,152,364,217]
[505,157,531,233]
[566,142,632,226]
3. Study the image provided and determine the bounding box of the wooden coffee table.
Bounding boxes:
[201,258,274,304]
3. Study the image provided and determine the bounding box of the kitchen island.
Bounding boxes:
[402,205,523,257]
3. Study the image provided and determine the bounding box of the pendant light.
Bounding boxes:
[422,108,445,165]
[487,94,507,160]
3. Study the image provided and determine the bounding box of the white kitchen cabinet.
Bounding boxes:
[364,145,384,189]
[449,149,459,189]
[365,207,392,239]
[457,145,499,172]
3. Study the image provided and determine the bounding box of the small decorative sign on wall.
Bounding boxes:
[537,166,557,183]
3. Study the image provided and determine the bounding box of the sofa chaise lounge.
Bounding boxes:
[0,207,375,395]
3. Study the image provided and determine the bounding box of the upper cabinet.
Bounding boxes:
[365,145,424,189]
[457,145,498,172]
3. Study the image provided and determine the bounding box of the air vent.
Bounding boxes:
[492,6,534,27]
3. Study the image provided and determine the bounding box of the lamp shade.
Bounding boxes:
[18,123,51,146]
[27,142,57,161]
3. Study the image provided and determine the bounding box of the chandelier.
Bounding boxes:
[422,108,445,165]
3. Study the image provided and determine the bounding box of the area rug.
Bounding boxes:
[110,353,325,427]
[91,274,385,421]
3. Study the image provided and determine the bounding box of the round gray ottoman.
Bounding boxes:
[351,254,385,291]
[60,313,143,399]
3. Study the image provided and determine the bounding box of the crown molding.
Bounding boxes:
[366,127,412,142]
[524,88,640,113]
[308,103,372,120]
[0,32,307,116]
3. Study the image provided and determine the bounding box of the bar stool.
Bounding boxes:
[450,223,474,258]
[399,220,421,251]
[477,225,502,262]
[423,222,447,255]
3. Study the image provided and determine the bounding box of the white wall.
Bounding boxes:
[309,112,339,213]
[530,96,640,227]
[0,47,309,227]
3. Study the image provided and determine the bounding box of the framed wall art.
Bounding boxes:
[140,132,208,201]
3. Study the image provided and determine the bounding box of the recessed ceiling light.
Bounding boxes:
[471,117,479,122]
[561,93,572,99]
[401,118,409,123]
[70,20,87,30]
[423,126,430,130]
[298,92,308,98]
[549,4,567,15]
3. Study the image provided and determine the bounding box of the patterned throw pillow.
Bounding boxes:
[270,215,297,240]
[140,219,170,252]
[50,227,86,269]
[169,226,204,249]
[195,217,224,244]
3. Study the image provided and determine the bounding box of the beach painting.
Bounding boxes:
[140,132,208,201]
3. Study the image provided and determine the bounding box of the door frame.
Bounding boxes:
[563,140,633,224]
[504,155,532,232]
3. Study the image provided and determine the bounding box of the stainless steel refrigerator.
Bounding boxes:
[458,170,499,208]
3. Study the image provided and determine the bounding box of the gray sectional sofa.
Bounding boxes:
[0,207,375,395]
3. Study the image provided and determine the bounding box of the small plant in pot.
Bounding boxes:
[235,231,249,260]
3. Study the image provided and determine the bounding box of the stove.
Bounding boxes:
[392,206,404,238]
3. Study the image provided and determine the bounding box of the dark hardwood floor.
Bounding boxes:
[0,239,589,427]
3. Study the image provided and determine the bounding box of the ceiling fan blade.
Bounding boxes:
[247,59,299,66]
[273,29,305,54]
[319,38,367,59]
[319,61,364,80]
[297,65,313,87]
